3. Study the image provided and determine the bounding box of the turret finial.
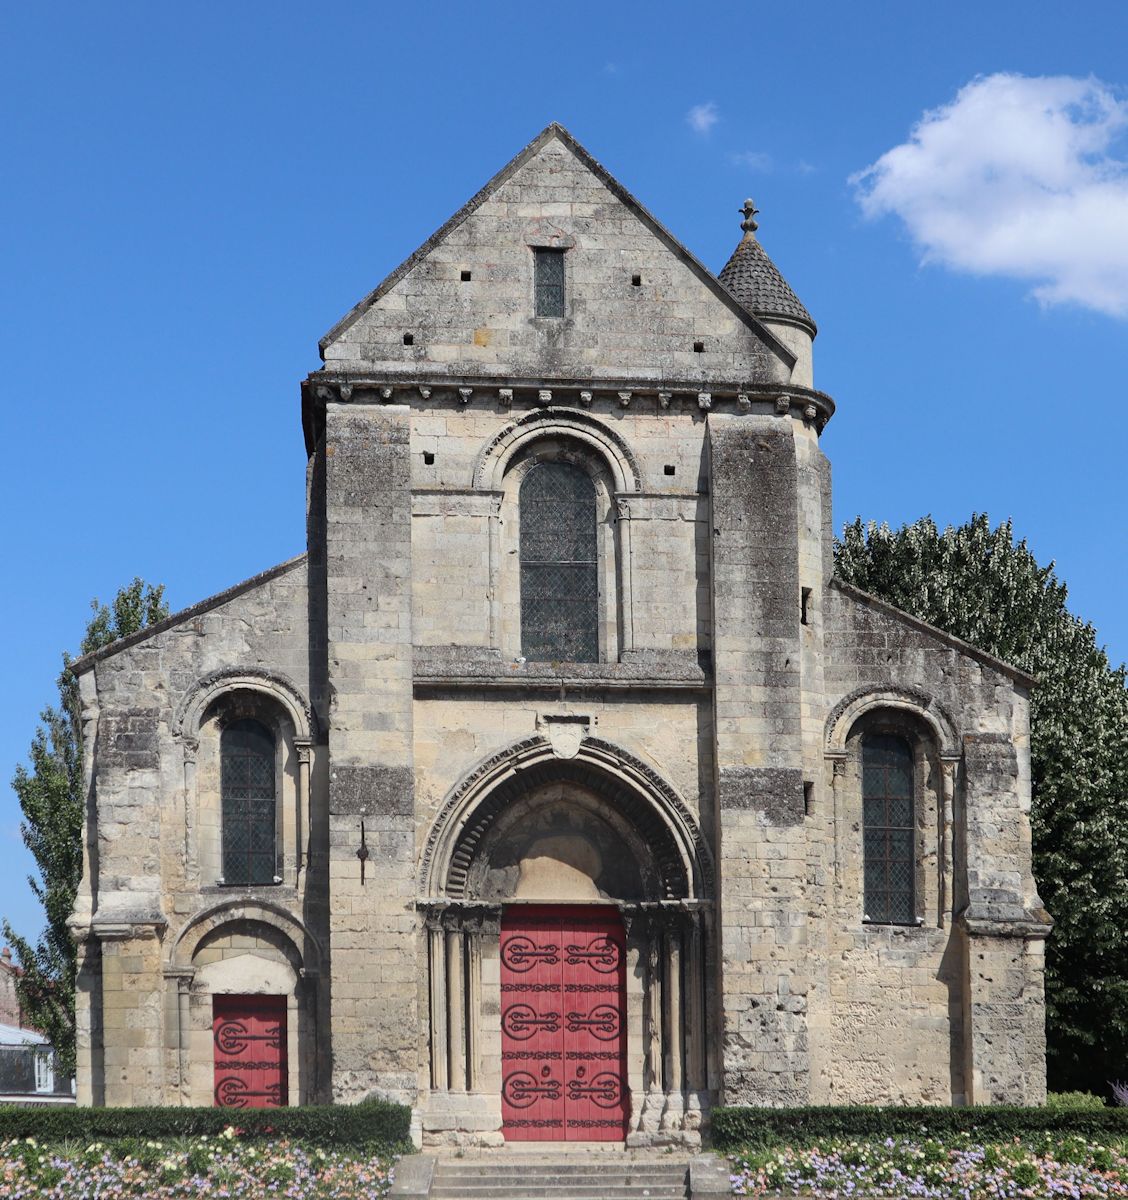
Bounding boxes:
[740,198,759,237]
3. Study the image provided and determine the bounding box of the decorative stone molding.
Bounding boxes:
[172,667,317,743]
[824,684,960,760]
[472,408,643,493]
[169,897,324,973]
[418,734,714,901]
[697,392,711,411]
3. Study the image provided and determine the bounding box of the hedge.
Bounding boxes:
[0,1100,411,1147]
[712,1105,1128,1150]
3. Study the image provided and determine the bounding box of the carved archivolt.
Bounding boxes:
[173,667,317,743]
[824,684,960,759]
[419,734,713,900]
[170,898,323,975]
[473,408,642,493]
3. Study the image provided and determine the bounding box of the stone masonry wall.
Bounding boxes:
[322,403,419,1104]
[72,557,324,1105]
[324,132,791,387]
[708,412,810,1105]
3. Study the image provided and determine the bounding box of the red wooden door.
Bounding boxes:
[500,907,627,1141]
[212,994,287,1108]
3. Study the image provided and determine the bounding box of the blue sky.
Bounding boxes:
[2,1,1126,941]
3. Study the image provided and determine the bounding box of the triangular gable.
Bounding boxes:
[319,123,795,379]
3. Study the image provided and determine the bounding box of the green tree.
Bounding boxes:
[4,579,168,1074]
[835,515,1128,1091]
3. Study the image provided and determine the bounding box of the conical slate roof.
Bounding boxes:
[718,199,815,332]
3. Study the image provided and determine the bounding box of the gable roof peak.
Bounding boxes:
[318,123,796,370]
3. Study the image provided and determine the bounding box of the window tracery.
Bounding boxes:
[221,718,277,886]
[519,461,599,663]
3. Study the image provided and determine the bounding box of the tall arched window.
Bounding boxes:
[519,461,598,662]
[221,719,277,885]
[862,733,914,923]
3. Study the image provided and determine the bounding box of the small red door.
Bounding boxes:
[500,906,627,1141]
[212,994,287,1108]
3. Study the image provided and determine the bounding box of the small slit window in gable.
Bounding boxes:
[533,247,566,318]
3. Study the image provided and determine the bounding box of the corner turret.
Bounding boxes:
[718,199,816,386]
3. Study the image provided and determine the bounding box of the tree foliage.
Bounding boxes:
[835,515,1128,1091]
[4,579,168,1074]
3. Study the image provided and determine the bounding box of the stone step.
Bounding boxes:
[430,1167,689,1199]
[433,1165,687,1177]
[431,1190,687,1200]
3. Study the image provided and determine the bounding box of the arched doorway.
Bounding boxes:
[419,736,714,1146]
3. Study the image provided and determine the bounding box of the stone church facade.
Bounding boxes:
[69,125,1051,1143]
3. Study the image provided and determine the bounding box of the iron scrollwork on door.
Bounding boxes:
[564,936,620,973]
[214,1075,284,1108]
[566,1070,622,1108]
[501,936,560,972]
[565,1004,620,1040]
[214,1018,282,1056]
[502,1003,561,1039]
[503,1066,563,1108]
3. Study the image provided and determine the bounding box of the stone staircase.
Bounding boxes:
[430,1156,690,1199]
[390,1149,733,1200]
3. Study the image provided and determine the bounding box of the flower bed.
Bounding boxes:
[0,1128,397,1198]
[729,1135,1128,1198]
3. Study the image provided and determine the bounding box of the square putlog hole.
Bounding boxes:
[403,333,414,346]
[460,269,472,282]
[693,341,705,353]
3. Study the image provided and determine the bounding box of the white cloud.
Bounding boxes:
[730,150,773,171]
[687,102,719,136]
[851,73,1128,318]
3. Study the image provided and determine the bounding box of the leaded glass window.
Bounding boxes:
[519,461,598,662]
[533,247,565,318]
[221,719,276,886]
[862,733,915,923]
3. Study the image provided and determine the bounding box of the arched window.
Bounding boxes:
[862,733,914,923]
[519,461,598,662]
[221,718,277,885]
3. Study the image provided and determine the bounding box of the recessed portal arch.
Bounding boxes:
[419,734,713,903]
[418,735,714,1147]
